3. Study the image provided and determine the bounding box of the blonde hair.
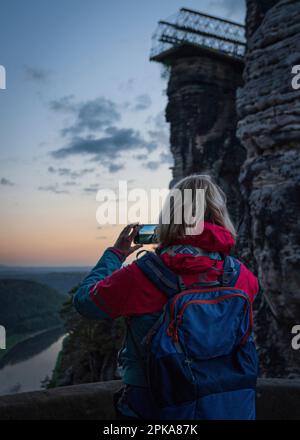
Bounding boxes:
[158,174,236,247]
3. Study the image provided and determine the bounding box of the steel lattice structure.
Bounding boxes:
[150,8,246,61]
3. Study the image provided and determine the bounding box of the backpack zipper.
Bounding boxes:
[167,286,248,330]
[167,290,252,345]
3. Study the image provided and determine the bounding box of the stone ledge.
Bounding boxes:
[0,379,299,420]
[256,378,300,420]
[0,380,122,420]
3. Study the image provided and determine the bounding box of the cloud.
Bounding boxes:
[159,151,173,164]
[134,94,152,111]
[49,95,75,112]
[146,111,169,147]
[25,66,50,82]
[83,183,101,194]
[136,111,172,172]
[142,161,160,171]
[49,95,159,174]
[63,181,78,187]
[38,185,69,194]
[118,78,135,92]
[134,153,148,161]
[51,127,156,161]
[49,96,121,136]
[1,177,15,186]
[146,111,166,129]
[142,152,173,171]
[210,0,245,21]
[48,166,94,179]
[108,163,124,173]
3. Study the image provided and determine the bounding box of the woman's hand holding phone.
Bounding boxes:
[113,223,143,258]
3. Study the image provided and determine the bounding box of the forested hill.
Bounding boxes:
[0,279,65,336]
[0,269,87,296]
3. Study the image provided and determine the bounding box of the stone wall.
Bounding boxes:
[236,0,300,376]
[165,46,246,226]
[0,381,121,420]
[0,379,299,420]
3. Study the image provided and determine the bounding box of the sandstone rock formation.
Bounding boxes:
[236,0,300,377]
[245,0,280,39]
[164,45,246,226]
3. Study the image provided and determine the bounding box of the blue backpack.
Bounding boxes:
[132,251,258,420]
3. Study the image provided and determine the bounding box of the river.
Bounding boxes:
[0,327,66,396]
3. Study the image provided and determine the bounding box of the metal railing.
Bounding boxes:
[150,7,246,61]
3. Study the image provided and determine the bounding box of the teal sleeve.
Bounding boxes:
[73,247,125,320]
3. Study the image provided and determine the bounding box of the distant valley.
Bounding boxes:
[0,267,89,296]
[0,268,87,362]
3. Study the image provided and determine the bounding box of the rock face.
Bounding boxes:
[245,0,280,38]
[236,0,300,377]
[164,46,246,226]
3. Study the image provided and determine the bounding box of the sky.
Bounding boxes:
[0,0,245,266]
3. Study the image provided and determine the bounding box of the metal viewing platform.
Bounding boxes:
[150,7,246,62]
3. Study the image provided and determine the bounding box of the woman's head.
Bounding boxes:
[158,174,236,247]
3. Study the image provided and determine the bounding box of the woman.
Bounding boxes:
[73,174,259,419]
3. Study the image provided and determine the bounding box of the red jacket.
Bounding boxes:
[89,222,259,319]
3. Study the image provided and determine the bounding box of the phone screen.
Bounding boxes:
[134,224,159,244]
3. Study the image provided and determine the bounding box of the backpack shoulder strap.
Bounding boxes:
[135,251,183,298]
[221,256,241,287]
[136,252,241,291]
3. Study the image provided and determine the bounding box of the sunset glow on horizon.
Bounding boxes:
[0,0,245,266]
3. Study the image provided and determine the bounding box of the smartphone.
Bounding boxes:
[134,224,159,245]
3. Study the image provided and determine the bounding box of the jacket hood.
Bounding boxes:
[171,222,235,254]
[159,222,235,275]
